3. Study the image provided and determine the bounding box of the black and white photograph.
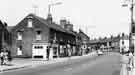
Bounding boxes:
[0,0,135,75]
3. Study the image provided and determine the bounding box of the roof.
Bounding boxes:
[29,14,76,36]
[79,29,90,39]
[89,36,129,44]
[89,40,99,44]
[7,26,14,32]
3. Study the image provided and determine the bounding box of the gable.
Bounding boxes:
[79,32,89,40]
[11,14,49,33]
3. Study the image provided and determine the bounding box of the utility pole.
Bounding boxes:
[122,0,135,74]
[122,0,135,54]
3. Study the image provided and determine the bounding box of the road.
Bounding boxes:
[2,52,121,75]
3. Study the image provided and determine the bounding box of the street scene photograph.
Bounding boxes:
[0,0,135,75]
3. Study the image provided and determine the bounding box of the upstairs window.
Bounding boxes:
[28,19,32,27]
[122,40,124,45]
[36,30,42,40]
[17,31,22,40]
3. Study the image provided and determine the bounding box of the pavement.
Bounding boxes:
[120,54,135,75]
[0,51,97,73]
[1,52,121,75]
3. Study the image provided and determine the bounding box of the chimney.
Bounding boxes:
[46,13,53,24]
[60,19,67,28]
[66,21,73,31]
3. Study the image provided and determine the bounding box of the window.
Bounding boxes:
[17,31,22,40]
[36,30,42,40]
[28,19,32,27]
[17,45,22,55]
[34,46,43,49]
[122,40,124,45]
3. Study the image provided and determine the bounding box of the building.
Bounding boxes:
[0,20,12,52]
[119,35,129,53]
[11,13,76,59]
[78,29,90,55]
[89,34,129,52]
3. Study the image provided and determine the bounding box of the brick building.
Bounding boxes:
[11,13,76,59]
[0,20,12,52]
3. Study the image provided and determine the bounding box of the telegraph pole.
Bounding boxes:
[122,0,135,54]
[122,0,135,73]
[130,0,135,55]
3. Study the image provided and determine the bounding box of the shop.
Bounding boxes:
[32,43,48,59]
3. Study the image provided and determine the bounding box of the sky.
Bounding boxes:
[0,0,132,39]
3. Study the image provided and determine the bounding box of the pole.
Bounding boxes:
[130,1,135,74]
[130,0,135,55]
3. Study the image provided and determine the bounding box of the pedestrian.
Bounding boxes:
[46,46,50,60]
[127,51,133,71]
[7,50,12,65]
[0,49,4,65]
[3,49,8,65]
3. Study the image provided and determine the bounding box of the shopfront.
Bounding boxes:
[32,43,48,59]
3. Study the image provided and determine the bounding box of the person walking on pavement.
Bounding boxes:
[3,49,8,65]
[7,50,12,65]
[0,49,4,65]
[127,51,134,73]
[46,46,50,60]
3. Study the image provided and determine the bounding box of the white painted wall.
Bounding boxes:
[120,39,129,52]
[32,43,47,59]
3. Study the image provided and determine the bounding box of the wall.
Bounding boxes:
[11,15,50,57]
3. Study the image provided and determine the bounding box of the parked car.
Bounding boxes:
[97,50,103,56]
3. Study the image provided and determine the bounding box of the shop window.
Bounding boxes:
[34,46,43,49]
[122,40,124,45]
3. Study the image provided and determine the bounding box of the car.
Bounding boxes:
[97,50,103,56]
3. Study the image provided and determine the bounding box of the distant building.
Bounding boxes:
[0,20,12,52]
[78,29,90,55]
[89,34,129,52]
[11,13,76,59]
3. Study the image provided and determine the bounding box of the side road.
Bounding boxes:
[0,51,97,73]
